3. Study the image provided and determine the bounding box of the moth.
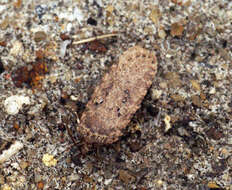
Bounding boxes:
[77,46,157,145]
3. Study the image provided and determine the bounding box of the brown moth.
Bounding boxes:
[77,46,157,144]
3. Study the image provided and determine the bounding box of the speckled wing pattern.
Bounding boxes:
[77,46,157,144]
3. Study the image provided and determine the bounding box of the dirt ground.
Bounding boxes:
[0,0,231,189]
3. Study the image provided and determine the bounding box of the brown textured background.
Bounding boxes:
[0,0,231,189]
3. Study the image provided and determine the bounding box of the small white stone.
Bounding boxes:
[187,174,194,180]
[158,29,166,39]
[95,0,103,6]
[164,115,172,132]
[97,176,103,183]
[66,23,73,32]
[73,7,84,24]
[4,95,30,115]
[151,89,162,100]
[1,184,12,190]
[104,178,112,185]
[0,141,24,164]
[70,95,79,101]
[166,54,172,58]
[68,174,79,181]
[227,10,232,19]
[10,41,24,57]
[60,40,71,57]
[0,5,8,13]
[228,136,232,145]
[11,162,20,170]
[209,87,216,94]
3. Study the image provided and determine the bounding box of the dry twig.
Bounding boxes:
[72,33,118,45]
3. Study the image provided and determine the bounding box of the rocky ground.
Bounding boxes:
[0,0,231,189]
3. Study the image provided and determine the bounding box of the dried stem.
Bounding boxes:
[72,33,119,45]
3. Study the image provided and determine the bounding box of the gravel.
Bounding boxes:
[0,0,231,189]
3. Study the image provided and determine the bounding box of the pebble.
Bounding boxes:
[150,6,161,25]
[20,161,29,170]
[68,174,80,181]
[34,174,42,183]
[37,181,44,189]
[164,72,182,88]
[158,28,166,39]
[159,82,168,89]
[191,95,202,107]
[151,89,162,100]
[164,115,172,132]
[0,17,9,30]
[87,17,97,26]
[73,7,84,24]
[10,40,23,57]
[205,127,224,140]
[60,40,71,58]
[4,95,30,115]
[35,5,47,19]
[118,170,136,184]
[34,31,47,42]
[171,22,184,37]
[207,181,221,189]
[104,178,112,185]
[0,175,5,184]
[1,184,12,190]
[190,80,201,91]
[42,154,57,167]
[171,94,185,102]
